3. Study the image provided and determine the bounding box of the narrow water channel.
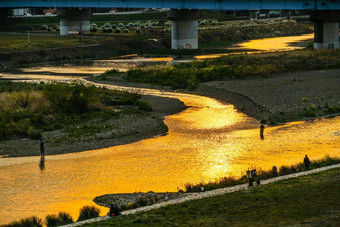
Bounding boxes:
[0,34,339,224]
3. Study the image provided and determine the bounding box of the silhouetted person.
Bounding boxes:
[109,204,120,216]
[272,166,278,176]
[304,155,310,170]
[260,124,265,139]
[40,138,45,156]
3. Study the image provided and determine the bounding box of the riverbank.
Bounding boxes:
[197,68,340,124]
[80,165,340,226]
[0,93,186,157]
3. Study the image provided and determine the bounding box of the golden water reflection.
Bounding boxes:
[0,87,339,224]
[1,33,340,224]
[195,33,314,60]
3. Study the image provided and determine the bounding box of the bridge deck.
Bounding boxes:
[0,0,340,10]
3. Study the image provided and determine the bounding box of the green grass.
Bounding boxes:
[0,34,99,52]
[84,167,340,226]
[116,49,340,90]
[0,81,150,140]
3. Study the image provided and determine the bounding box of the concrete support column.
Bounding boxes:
[57,8,92,36]
[280,10,291,20]
[249,10,259,20]
[310,11,340,50]
[168,9,201,50]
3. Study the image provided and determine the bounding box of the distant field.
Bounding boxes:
[0,34,100,52]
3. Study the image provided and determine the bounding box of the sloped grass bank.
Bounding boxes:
[85,167,340,227]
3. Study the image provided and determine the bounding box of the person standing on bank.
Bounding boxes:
[304,155,310,170]
[40,138,45,156]
[260,124,265,139]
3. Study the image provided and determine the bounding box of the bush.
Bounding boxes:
[41,25,48,30]
[135,29,141,34]
[118,23,124,28]
[42,83,97,114]
[102,28,112,33]
[2,216,43,227]
[27,127,42,140]
[45,214,59,227]
[115,28,121,33]
[90,26,98,32]
[45,212,73,227]
[123,29,129,33]
[90,23,97,28]
[77,206,100,222]
[103,23,111,28]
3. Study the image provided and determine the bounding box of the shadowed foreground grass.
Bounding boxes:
[85,167,340,226]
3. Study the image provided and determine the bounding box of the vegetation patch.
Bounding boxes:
[0,81,151,140]
[101,49,340,90]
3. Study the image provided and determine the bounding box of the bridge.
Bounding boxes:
[1,0,339,49]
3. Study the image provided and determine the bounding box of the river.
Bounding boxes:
[0,33,339,224]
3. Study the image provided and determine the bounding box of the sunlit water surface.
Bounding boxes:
[1,33,339,224]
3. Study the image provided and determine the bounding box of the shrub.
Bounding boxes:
[77,206,100,222]
[279,165,290,176]
[45,212,73,227]
[45,214,59,227]
[118,23,124,28]
[2,216,43,227]
[111,24,117,29]
[28,127,42,140]
[135,29,141,34]
[42,83,97,114]
[10,90,32,108]
[123,29,129,33]
[102,28,112,33]
[115,28,121,33]
[137,100,152,111]
[58,212,74,225]
[151,21,159,26]
[90,26,98,32]
[103,23,111,28]
[41,25,48,30]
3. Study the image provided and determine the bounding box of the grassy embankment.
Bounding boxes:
[0,81,151,141]
[88,166,340,226]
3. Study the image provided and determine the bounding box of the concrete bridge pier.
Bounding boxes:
[57,8,92,36]
[310,11,340,50]
[249,10,259,20]
[168,9,201,49]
